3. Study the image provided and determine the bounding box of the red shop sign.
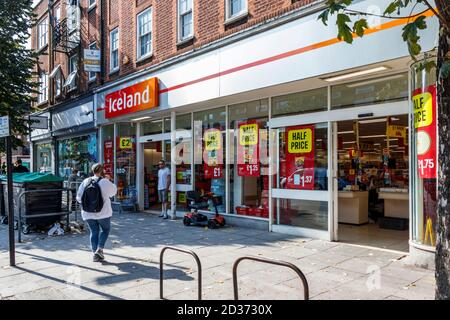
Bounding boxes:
[285,125,315,190]
[413,85,437,179]
[237,120,260,177]
[105,77,159,119]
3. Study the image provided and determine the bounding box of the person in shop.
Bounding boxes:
[77,163,117,262]
[157,159,171,219]
[12,159,29,173]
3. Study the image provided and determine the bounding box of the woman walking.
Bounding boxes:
[77,163,117,262]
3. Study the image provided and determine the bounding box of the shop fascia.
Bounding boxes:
[105,77,159,119]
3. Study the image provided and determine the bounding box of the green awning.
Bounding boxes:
[0,173,64,183]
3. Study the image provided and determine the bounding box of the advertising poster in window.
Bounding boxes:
[413,85,437,179]
[203,128,223,179]
[285,125,315,190]
[237,120,260,177]
[104,140,114,178]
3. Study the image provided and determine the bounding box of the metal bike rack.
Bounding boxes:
[159,246,202,300]
[232,256,309,300]
[17,188,71,243]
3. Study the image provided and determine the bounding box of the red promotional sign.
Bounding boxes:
[105,77,159,119]
[413,85,437,179]
[237,120,260,177]
[285,125,315,190]
[204,164,223,179]
[103,140,114,178]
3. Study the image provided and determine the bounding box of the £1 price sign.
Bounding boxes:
[413,85,437,179]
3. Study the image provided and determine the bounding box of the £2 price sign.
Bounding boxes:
[285,125,315,190]
[413,85,437,179]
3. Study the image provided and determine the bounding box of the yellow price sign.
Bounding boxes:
[119,137,133,149]
[288,129,312,153]
[386,125,406,139]
[178,192,186,203]
[204,129,221,151]
[239,123,258,146]
[413,92,433,128]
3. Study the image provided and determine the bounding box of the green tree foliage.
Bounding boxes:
[319,0,450,76]
[0,0,39,151]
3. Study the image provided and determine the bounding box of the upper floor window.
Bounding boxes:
[38,72,48,104]
[54,5,61,23]
[178,0,193,42]
[137,7,152,60]
[37,18,48,49]
[226,0,247,21]
[66,0,80,33]
[88,42,97,82]
[110,28,119,72]
[88,0,96,10]
[64,54,78,90]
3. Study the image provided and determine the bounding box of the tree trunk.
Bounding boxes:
[436,0,450,299]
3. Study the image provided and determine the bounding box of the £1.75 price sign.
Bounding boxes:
[413,85,437,179]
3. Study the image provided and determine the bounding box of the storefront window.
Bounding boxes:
[164,118,171,133]
[116,123,137,205]
[272,87,327,117]
[141,119,163,136]
[276,199,328,231]
[175,113,192,210]
[193,107,226,212]
[229,99,270,218]
[331,73,408,109]
[411,58,437,247]
[277,123,328,191]
[101,125,114,179]
[35,142,52,173]
[58,133,98,180]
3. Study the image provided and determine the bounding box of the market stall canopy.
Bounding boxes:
[0,173,64,183]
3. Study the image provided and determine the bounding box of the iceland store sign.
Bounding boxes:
[105,77,159,119]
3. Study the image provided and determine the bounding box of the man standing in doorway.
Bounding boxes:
[158,159,171,219]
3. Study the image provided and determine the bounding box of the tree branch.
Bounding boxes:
[422,0,449,31]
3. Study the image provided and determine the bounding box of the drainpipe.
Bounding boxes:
[100,0,105,85]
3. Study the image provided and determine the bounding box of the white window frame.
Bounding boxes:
[64,54,78,91]
[38,72,48,104]
[136,7,153,61]
[55,72,62,97]
[225,0,248,23]
[88,42,97,82]
[177,0,194,43]
[37,17,48,50]
[110,28,119,73]
[66,0,80,34]
[88,0,96,11]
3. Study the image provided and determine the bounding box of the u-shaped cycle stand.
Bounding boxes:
[159,246,203,300]
[232,256,309,300]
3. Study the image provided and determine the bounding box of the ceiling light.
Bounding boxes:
[338,131,354,135]
[343,141,356,144]
[360,135,386,139]
[359,118,387,124]
[346,74,404,88]
[131,116,151,121]
[322,66,389,82]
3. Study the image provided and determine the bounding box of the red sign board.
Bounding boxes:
[105,77,159,119]
[237,120,260,177]
[103,140,114,178]
[413,85,437,179]
[204,164,223,179]
[285,125,315,190]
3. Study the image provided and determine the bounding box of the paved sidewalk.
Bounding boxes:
[0,212,435,300]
